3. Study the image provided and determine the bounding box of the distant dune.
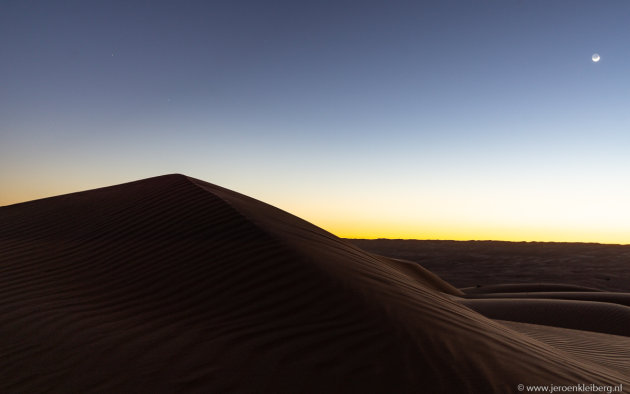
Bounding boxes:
[349,239,630,292]
[1,175,628,393]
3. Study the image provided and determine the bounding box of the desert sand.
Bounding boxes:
[349,239,630,292]
[1,174,628,393]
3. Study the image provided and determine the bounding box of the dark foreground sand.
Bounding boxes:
[1,175,628,393]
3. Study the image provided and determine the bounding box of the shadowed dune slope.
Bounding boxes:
[1,174,628,393]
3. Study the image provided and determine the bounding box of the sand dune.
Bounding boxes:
[464,291,630,307]
[462,298,630,336]
[462,283,603,294]
[1,174,628,393]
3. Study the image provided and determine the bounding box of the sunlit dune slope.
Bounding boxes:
[502,321,630,377]
[1,174,628,393]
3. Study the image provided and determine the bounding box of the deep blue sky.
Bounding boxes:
[2,1,630,242]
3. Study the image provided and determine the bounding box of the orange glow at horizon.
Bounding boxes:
[307,218,630,245]
[278,194,630,246]
[329,226,630,245]
[3,175,630,246]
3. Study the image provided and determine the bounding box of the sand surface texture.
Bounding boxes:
[1,175,628,393]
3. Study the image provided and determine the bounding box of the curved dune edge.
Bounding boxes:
[0,174,628,393]
[464,291,630,307]
[378,256,464,296]
[461,298,630,337]
[462,283,603,294]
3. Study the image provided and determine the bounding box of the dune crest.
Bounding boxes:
[1,174,628,393]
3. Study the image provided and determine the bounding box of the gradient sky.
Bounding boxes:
[2,1,630,243]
